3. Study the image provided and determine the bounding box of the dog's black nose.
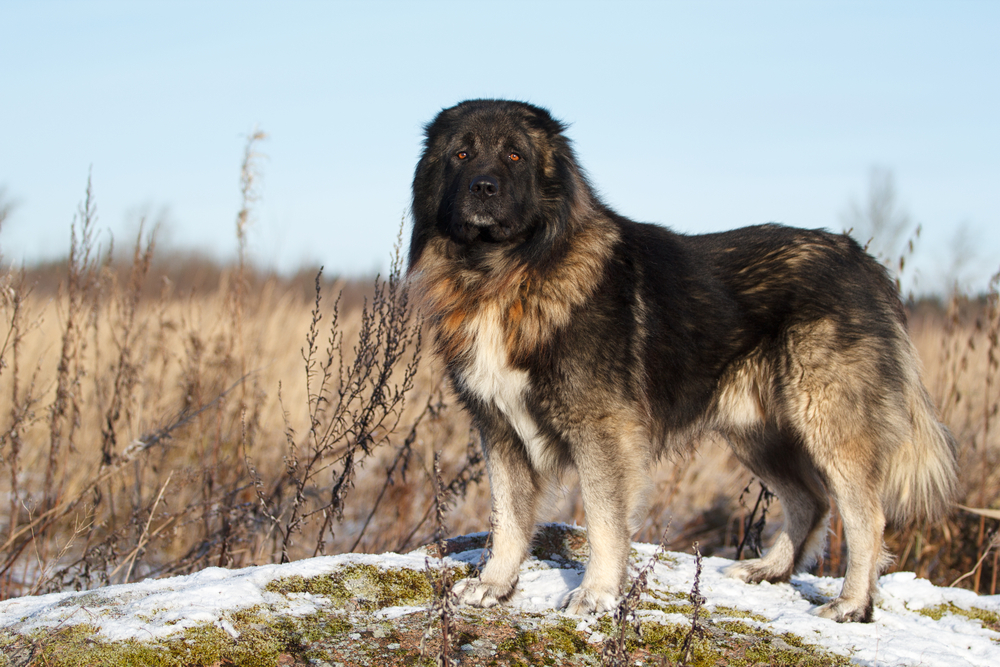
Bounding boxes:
[469,175,499,199]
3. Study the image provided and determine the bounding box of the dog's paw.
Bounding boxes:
[453,576,517,608]
[561,586,619,615]
[814,597,873,623]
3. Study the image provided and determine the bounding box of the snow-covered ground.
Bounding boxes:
[1,526,998,666]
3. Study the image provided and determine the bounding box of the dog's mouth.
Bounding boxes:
[450,203,519,244]
[450,218,514,244]
[447,187,529,245]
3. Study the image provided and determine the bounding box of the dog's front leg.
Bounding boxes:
[562,449,634,615]
[454,432,540,608]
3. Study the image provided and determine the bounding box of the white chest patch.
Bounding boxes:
[459,308,552,471]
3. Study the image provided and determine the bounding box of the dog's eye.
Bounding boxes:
[509,152,521,162]
[456,151,468,160]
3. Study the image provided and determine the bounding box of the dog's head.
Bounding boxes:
[410,100,586,269]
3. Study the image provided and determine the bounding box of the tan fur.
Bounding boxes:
[881,334,958,524]
[713,354,769,431]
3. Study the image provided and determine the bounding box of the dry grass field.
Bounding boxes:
[0,169,997,605]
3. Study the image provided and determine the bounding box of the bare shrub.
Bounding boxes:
[250,240,422,563]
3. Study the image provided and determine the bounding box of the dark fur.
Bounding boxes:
[408,99,957,622]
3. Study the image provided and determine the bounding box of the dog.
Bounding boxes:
[407,99,957,622]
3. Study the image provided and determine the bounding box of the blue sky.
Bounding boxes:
[1,1,997,293]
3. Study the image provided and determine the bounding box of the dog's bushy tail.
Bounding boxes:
[881,345,959,526]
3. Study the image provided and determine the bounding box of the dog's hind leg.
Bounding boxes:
[454,431,542,608]
[725,429,831,586]
[733,428,886,622]
[813,464,887,623]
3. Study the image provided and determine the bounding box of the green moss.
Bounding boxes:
[497,628,538,652]
[640,623,723,667]
[637,599,696,616]
[496,628,539,660]
[593,612,615,637]
[273,609,352,645]
[8,595,370,667]
[588,594,853,667]
[170,623,285,667]
[619,617,849,667]
[1,592,863,667]
[25,624,285,667]
[655,550,678,565]
[544,618,592,655]
[916,602,1000,630]
[711,605,769,623]
[780,631,808,649]
[627,545,677,566]
[636,599,665,612]
[0,629,20,651]
[740,633,853,667]
[493,619,596,662]
[52,641,174,666]
[263,562,467,611]
[637,620,688,650]
[647,587,691,604]
[716,619,770,638]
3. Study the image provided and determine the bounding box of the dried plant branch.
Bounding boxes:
[735,479,774,560]
[99,223,155,466]
[420,452,456,667]
[679,542,707,667]
[394,433,485,554]
[46,173,103,512]
[114,471,173,584]
[950,530,1000,588]
[601,529,670,667]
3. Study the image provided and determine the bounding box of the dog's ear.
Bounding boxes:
[409,164,438,271]
[526,126,597,267]
[409,116,453,270]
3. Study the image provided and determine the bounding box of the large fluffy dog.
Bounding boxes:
[407,99,957,623]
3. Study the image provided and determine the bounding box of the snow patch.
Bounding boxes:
[0,535,997,666]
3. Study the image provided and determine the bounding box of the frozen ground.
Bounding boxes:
[1,525,998,666]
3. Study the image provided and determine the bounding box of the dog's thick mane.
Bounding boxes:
[409,214,619,368]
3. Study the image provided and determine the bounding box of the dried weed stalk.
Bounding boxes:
[421,451,457,667]
[678,543,707,667]
[602,529,670,667]
[0,269,44,557]
[256,236,422,562]
[735,479,774,561]
[98,224,155,466]
[395,429,485,554]
[46,174,103,512]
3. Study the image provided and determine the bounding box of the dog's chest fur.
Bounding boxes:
[456,307,555,472]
